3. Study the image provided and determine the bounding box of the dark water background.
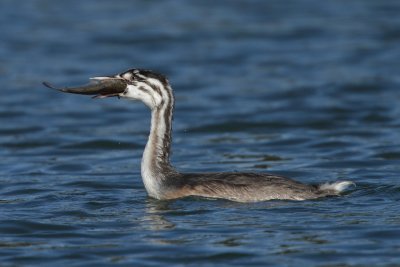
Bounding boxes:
[1,0,400,266]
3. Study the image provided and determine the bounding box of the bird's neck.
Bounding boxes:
[141,91,176,198]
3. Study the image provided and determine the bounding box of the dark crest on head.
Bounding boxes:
[119,69,169,86]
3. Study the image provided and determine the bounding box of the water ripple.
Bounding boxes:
[1,0,400,266]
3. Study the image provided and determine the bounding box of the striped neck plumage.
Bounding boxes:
[141,84,176,197]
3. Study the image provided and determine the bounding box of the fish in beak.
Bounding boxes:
[43,77,127,98]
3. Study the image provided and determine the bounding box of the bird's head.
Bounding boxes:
[43,68,171,110]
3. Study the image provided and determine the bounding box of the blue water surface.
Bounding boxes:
[1,0,400,266]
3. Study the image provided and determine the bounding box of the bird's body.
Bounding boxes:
[152,172,339,202]
[44,68,354,202]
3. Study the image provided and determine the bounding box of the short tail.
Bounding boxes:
[318,181,355,194]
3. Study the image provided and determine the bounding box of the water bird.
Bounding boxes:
[44,69,354,202]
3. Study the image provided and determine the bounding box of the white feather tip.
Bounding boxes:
[319,181,356,193]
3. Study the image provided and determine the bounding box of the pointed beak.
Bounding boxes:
[43,77,127,98]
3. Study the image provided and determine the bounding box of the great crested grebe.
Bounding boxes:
[44,68,354,202]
